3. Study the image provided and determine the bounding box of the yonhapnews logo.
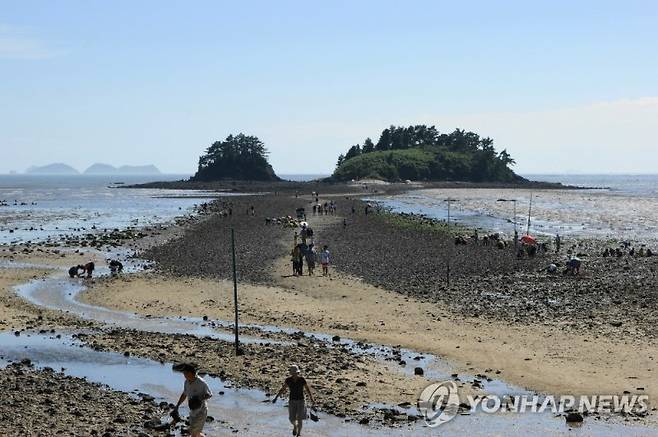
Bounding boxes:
[417,381,649,427]
[416,381,460,427]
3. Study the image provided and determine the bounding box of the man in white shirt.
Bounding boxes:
[174,363,212,437]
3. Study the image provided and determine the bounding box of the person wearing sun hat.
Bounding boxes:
[172,363,212,437]
[272,365,316,436]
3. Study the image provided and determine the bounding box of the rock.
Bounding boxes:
[331,335,341,342]
[413,367,424,376]
[144,419,166,429]
[610,321,623,327]
[565,412,584,423]
[139,394,155,402]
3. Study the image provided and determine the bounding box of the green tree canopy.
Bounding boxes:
[192,134,279,181]
[333,125,522,183]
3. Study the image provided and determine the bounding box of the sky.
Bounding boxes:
[1,0,657,175]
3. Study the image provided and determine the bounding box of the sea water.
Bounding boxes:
[0,174,221,244]
[374,174,658,242]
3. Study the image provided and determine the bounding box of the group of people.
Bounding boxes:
[68,261,95,278]
[291,242,330,277]
[67,259,123,278]
[172,363,315,437]
[603,244,654,258]
[291,223,330,276]
[546,256,582,275]
[0,199,37,207]
[312,201,336,215]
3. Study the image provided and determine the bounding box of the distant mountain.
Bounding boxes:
[83,163,117,175]
[83,163,162,175]
[26,163,79,175]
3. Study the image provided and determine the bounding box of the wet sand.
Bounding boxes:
[0,268,52,330]
[3,185,658,433]
[385,187,658,240]
[80,257,658,421]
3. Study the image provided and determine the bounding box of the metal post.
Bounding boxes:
[526,194,533,235]
[447,201,450,226]
[443,198,457,288]
[231,228,240,355]
[513,201,517,235]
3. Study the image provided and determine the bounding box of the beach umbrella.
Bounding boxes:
[521,235,537,245]
[300,221,308,227]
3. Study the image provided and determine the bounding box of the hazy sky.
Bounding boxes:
[1,1,657,175]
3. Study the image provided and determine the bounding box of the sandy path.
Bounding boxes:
[0,267,53,331]
[1,246,107,332]
[81,255,658,414]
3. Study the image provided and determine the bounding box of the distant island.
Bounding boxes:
[25,163,161,176]
[26,163,79,175]
[191,134,279,181]
[331,125,523,183]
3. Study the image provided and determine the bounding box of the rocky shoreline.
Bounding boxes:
[144,195,307,283]
[74,326,472,428]
[321,202,658,339]
[140,189,658,342]
[0,361,167,436]
[124,178,579,192]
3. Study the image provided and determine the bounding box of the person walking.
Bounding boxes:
[173,364,212,437]
[319,245,330,276]
[272,365,316,437]
[555,233,562,253]
[305,244,317,276]
[291,245,301,276]
[297,243,306,276]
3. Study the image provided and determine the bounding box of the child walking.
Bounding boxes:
[319,245,330,276]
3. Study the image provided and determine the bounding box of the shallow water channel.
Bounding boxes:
[3,263,657,435]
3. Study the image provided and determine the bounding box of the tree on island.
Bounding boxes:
[332,125,523,183]
[192,134,279,181]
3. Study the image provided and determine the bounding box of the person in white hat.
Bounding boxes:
[272,365,316,436]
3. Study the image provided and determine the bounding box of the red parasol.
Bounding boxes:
[521,235,537,245]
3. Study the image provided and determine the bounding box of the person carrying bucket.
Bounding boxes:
[272,365,317,436]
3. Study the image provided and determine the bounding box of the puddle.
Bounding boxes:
[3,332,655,436]
[0,255,535,397]
[14,276,277,345]
[3,332,654,436]
[0,332,369,435]
[207,318,525,397]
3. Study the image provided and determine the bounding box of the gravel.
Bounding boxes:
[0,361,166,435]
